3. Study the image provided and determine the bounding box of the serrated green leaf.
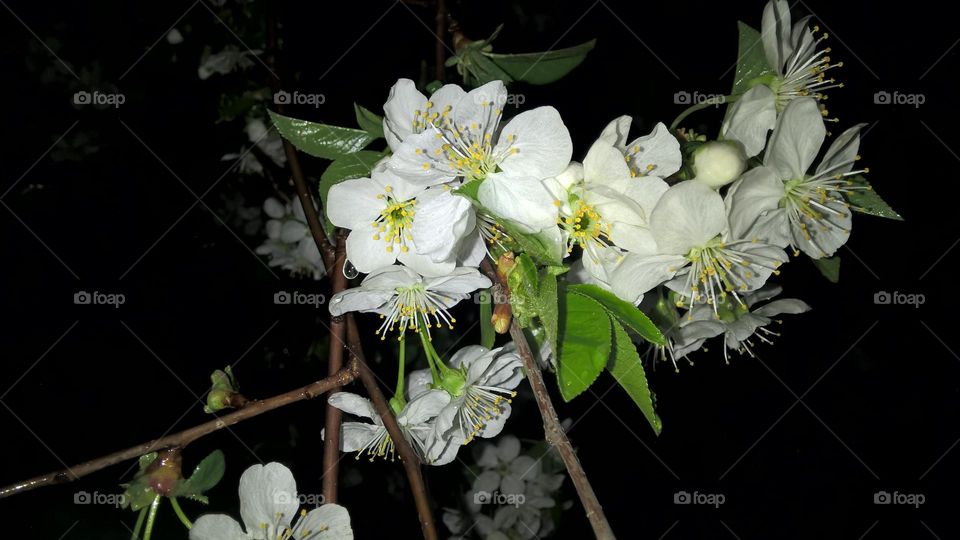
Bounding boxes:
[556,292,612,401]
[483,39,596,85]
[568,284,665,345]
[843,175,903,220]
[462,47,514,87]
[498,220,564,266]
[172,450,225,502]
[812,255,840,283]
[354,103,385,139]
[268,110,373,160]
[731,22,774,96]
[608,319,661,435]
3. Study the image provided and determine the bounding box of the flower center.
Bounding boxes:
[372,185,416,254]
[562,199,612,254]
[774,25,843,113]
[677,236,782,312]
[460,385,517,444]
[375,284,458,340]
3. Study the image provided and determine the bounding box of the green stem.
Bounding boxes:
[418,327,441,384]
[143,495,161,540]
[669,93,740,131]
[129,507,148,540]
[170,497,193,530]
[394,338,407,405]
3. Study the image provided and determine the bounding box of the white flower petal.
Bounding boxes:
[478,172,557,232]
[624,122,682,178]
[190,514,245,540]
[598,115,633,150]
[410,187,476,262]
[239,463,298,535]
[383,78,427,151]
[754,298,811,316]
[263,198,286,219]
[345,226,398,274]
[722,85,777,158]
[583,139,631,184]
[426,267,492,299]
[764,97,825,180]
[339,423,381,452]
[455,81,507,134]
[328,286,395,317]
[495,106,573,180]
[816,123,866,176]
[294,504,354,539]
[400,389,450,425]
[326,177,385,229]
[650,181,727,255]
[328,392,379,420]
[761,0,792,73]
[406,369,434,400]
[725,166,788,243]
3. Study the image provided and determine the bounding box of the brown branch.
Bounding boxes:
[346,316,438,540]
[481,259,617,540]
[0,361,360,500]
[321,233,348,502]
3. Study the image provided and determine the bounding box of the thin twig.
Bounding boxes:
[481,259,616,540]
[0,361,360,499]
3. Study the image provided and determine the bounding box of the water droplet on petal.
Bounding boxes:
[343,260,359,279]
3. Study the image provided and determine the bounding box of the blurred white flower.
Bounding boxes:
[255,197,326,279]
[198,46,260,80]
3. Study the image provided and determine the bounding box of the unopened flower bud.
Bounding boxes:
[492,302,512,334]
[692,141,746,188]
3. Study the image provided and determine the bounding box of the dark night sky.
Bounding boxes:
[0,1,957,538]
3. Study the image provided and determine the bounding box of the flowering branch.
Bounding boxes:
[481,259,617,540]
[0,361,359,499]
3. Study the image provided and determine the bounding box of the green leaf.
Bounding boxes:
[608,319,662,435]
[507,253,540,327]
[318,150,387,236]
[843,175,903,221]
[172,450,226,503]
[479,289,495,349]
[568,284,665,345]
[556,292,612,401]
[536,270,560,366]
[483,39,596,85]
[498,219,564,266]
[354,103,385,139]
[812,255,840,283]
[461,46,514,87]
[730,22,774,96]
[269,110,373,160]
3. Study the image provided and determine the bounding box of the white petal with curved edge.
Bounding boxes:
[190,514,246,540]
[448,345,489,369]
[359,264,419,290]
[478,402,511,438]
[339,423,381,452]
[265,219,282,240]
[583,138,632,185]
[328,392,379,420]
[478,172,557,233]
[497,434,522,461]
[398,249,455,278]
[454,80,507,135]
[239,463,298,535]
[388,129,457,185]
[722,85,777,158]
[609,252,686,304]
[457,230,487,267]
[280,220,308,243]
[495,106,572,179]
[426,267,492,297]
[625,122,682,178]
[400,389,450,425]
[326,177,385,229]
[383,78,427,151]
[294,504,354,539]
[761,0,792,73]
[764,97,825,180]
[754,298,811,316]
[410,187,475,262]
[599,115,633,150]
[650,181,727,255]
[406,369,434,400]
[328,287,395,316]
[726,166,787,240]
[792,198,852,258]
[345,226,398,274]
[816,123,866,176]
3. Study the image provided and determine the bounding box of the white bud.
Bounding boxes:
[692,141,746,188]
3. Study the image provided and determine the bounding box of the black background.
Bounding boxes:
[0,0,956,538]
